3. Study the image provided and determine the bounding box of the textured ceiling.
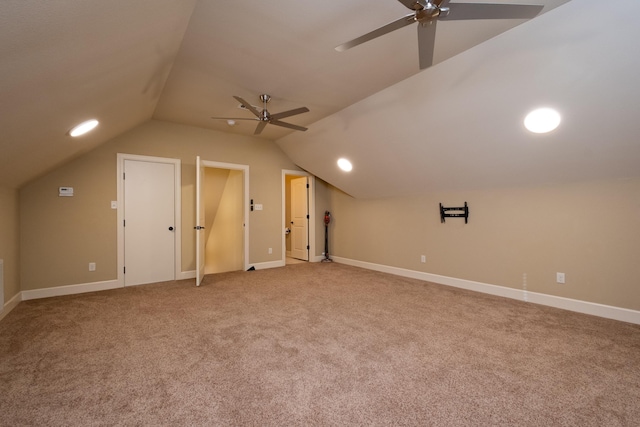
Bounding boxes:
[2,0,638,198]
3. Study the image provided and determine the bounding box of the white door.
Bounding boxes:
[123,160,176,286]
[195,156,206,286]
[290,176,309,261]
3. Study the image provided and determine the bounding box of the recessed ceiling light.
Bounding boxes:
[524,108,561,133]
[337,158,352,172]
[69,119,99,137]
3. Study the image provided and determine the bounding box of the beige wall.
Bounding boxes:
[323,178,640,311]
[0,186,20,304]
[13,118,640,313]
[20,120,301,291]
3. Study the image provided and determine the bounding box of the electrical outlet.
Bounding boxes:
[556,272,565,284]
[421,255,426,263]
[89,262,96,272]
[268,248,272,254]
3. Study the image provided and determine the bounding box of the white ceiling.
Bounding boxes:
[2,0,638,198]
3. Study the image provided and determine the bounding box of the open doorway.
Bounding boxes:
[196,159,249,285]
[282,170,316,264]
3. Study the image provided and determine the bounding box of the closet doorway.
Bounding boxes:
[282,170,316,263]
[196,159,249,284]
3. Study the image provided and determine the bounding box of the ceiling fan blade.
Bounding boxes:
[233,96,261,118]
[440,3,543,21]
[417,20,437,70]
[336,13,416,52]
[269,120,308,132]
[397,0,426,10]
[269,107,310,121]
[254,121,268,135]
[211,117,258,121]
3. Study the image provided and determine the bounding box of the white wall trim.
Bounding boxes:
[21,279,121,301]
[10,256,636,326]
[178,270,196,280]
[0,292,22,322]
[251,260,285,270]
[331,256,640,325]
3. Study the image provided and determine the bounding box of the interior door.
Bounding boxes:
[195,156,206,286]
[290,176,309,261]
[123,159,175,286]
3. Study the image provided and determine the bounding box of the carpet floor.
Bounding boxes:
[1,262,639,426]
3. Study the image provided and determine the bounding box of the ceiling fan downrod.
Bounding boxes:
[259,94,271,121]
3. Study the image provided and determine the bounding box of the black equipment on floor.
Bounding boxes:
[322,211,333,262]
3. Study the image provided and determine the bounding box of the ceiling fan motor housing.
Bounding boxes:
[417,3,449,22]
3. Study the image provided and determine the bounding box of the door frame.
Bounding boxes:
[282,170,316,263]
[199,159,250,273]
[117,153,182,287]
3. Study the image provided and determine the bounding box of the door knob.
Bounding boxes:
[168,226,174,231]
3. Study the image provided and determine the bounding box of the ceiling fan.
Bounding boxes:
[336,0,544,70]
[211,94,309,135]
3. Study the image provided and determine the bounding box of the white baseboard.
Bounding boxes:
[177,270,196,280]
[250,260,286,270]
[0,292,22,321]
[16,266,262,303]
[10,257,638,326]
[331,256,640,325]
[21,279,122,301]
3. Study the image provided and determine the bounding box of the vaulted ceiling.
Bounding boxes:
[2,0,638,198]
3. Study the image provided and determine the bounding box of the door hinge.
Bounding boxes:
[124,267,126,274]
[306,214,309,219]
[123,220,125,227]
[307,245,310,250]
[123,172,125,180]
[306,183,309,188]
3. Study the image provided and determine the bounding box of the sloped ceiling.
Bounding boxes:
[278,0,640,197]
[2,0,638,198]
[0,0,197,188]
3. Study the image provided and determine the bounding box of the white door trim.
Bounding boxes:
[199,160,250,272]
[117,153,182,287]
[282,170,316,263]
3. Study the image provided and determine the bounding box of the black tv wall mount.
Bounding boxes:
[440,202,469,224]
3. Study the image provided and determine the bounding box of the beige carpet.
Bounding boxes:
[1,263,639,426]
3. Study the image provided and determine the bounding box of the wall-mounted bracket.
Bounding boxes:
[440,202,469,224]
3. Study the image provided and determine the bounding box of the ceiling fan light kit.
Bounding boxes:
[211,94,309,135]
[336,0,544,70]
